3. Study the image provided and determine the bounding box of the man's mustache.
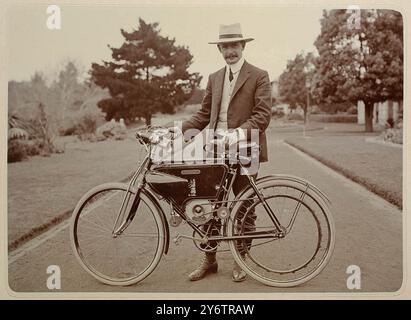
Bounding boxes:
[224,53,238,59]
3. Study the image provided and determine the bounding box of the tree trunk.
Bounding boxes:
[145,114,152,126]
[364,101,374,132]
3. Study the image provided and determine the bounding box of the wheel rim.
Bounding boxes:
[72,186,163,285]
[230,183,334,286]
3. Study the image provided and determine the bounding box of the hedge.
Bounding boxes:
[309,114,357,123]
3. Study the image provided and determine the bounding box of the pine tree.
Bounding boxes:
[91,18,202,125]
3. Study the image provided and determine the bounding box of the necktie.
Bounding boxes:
[229,68,234,82]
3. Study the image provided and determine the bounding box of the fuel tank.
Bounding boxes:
[147,162,229,205]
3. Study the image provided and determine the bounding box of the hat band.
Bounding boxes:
[219,33,243,39]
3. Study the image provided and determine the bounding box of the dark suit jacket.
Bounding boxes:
[182,61,272,162]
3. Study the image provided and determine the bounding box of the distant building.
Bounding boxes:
[357,100,403,126]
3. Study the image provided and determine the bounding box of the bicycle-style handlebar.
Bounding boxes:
[135,126,176,146]
[135,126,259,164]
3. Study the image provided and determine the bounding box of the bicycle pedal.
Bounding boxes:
[173,235,182,245]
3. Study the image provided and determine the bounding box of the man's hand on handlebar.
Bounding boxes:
[167,126,183,140]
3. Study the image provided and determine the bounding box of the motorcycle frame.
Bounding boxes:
[112,141,285,246]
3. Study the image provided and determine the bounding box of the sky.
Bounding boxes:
[6,4,325,88]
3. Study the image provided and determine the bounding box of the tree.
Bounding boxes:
[8,61,108,149]
[26,72,58,153]
[53,61,85,116]
[314,9,403,132]
[49,61,108,135]
[91,18,202,125]
[278,52,316,123]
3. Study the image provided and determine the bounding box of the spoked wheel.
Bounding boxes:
[70,182,165,286]
[227,179,335,287]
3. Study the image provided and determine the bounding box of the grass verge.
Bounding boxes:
[285,139,402,209]
[8,168,136,252]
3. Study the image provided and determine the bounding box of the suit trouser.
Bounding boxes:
[203,166,258,256]
[232,168,258,256]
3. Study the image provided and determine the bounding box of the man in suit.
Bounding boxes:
[173,23,272,282]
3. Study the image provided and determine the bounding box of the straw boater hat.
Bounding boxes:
[208,23,254,44]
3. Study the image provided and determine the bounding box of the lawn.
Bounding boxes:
[7,132,146,248]
[285,127,402,209]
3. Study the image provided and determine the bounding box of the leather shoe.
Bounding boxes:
[232,262,247,282]
[188,258,218,281]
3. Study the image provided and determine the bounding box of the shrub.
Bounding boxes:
[346,106,358,115]
[318,101,354,114]
[8,127,29,140]
[309,114,357,123]
[31,139,51,156]
[8,140,27,163]
[95,120,127,141]
[15,137,62,158]
[22,140,42,156]
[395,118,403,129]
[385,118,394,128]
[310,109,321,115]
[75,107,104,135]
[272,109,285,118]
[287,113,304,121]
[59,118,78,136]
[382,128,403,144]
[58,104,106,138]
[77,133,97,142]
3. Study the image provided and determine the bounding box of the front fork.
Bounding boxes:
[243,166,287,238]
[112,154,151,236]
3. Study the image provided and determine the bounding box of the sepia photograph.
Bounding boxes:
[4,1,404,295]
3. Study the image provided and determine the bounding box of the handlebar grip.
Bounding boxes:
[136,131,153,144]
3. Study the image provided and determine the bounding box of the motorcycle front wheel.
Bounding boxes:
[70,182,165,286]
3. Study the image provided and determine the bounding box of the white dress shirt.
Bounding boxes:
[215,57,246,141]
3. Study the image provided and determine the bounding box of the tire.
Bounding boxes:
[227,179,335,287]
[70,182,165,286]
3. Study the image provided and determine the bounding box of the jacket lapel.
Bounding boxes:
[214,67,225,110]
[229,61,250,103]
[210,67,225,129]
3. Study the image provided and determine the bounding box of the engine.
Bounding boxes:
[185,199,214,225]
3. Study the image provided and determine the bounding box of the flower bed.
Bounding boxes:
[382,128,403,145]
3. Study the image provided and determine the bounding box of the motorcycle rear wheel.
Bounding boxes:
[227,179,335,287]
